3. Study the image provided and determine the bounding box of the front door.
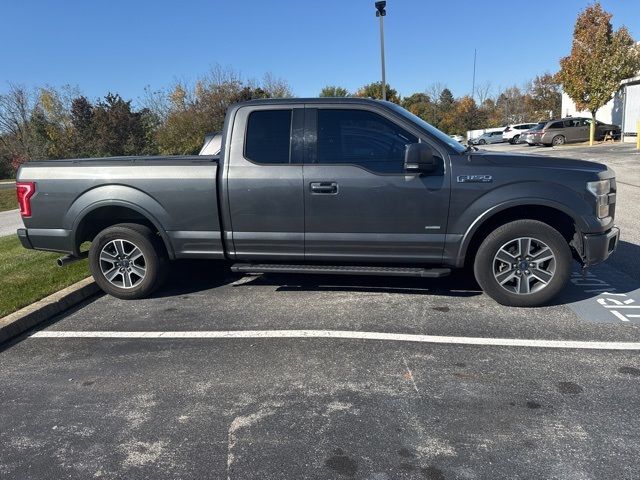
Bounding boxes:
[226,106,305,260]
[303,107,450,263]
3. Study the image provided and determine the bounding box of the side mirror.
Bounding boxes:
[404,143,436,174]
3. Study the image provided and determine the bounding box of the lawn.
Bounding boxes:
[0,189,17,212]
[0,235,90,317]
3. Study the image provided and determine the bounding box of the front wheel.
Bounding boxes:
[473,220,572,307]
[89,223,167,299]
[478,139,486,145]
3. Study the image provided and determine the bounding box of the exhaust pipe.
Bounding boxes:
[57,252,88,267]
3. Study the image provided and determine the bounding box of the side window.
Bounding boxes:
[315,109,418,174]
[245,109,292,164]
[549,122,564,129]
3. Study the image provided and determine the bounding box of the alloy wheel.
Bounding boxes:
[99,239,147,289]
[492,237,556,295]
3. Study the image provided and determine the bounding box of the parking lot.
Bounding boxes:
[2,143,640,479]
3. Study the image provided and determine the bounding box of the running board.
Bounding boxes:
[230,263,451,278]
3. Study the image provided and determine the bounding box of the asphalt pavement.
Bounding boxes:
[1,142,639,479]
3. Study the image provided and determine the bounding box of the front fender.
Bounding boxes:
[448,182,595,267]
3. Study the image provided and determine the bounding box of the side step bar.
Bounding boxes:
[231,263,451,278]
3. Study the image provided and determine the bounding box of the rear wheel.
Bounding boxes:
[473,220,572,307]
[510,135,520,144]
[552,135,565,146]
[89,223,167,299]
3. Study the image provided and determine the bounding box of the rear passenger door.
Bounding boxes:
[225,106,305,260]
[302,106,450,263]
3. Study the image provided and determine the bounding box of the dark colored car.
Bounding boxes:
[16,98,619,307]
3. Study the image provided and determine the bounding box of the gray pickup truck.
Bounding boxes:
[16,98,619,307]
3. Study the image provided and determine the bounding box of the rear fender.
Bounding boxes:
[66,185,175,258]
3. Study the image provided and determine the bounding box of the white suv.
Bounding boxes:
[502,123,538,144]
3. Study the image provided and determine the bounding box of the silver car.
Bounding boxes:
[519,122,546,146]
[470,131,504,145]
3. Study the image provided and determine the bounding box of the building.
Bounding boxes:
[561,75,640,142]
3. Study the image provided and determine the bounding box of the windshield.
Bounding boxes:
[386,102,467,153]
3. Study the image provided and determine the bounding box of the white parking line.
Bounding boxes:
[30,330,640,350]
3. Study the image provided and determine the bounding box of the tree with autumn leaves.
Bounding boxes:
[558,2,640,145]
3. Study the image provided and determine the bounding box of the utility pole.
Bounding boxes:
[471,49,477,100]
[375,2,387,101]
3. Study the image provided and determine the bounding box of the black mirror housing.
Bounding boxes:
[404,143,436,173]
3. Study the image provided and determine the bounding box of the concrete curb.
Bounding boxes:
[0,277,100,344]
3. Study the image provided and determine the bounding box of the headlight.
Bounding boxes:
[587,179,611,196]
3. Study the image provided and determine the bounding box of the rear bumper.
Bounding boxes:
[17,228,33,249]
[582,227,619,266]
[15,227,74,255]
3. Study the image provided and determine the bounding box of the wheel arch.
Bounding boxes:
[66,186,175,258]
[457,201,580,269]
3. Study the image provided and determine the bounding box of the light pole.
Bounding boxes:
[375,1,387,101]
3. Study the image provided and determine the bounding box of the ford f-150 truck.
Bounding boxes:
[15,98,619,307]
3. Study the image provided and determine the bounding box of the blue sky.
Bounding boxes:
[1,0,638,104]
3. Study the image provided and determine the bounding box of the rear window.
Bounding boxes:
[245,109,292,164]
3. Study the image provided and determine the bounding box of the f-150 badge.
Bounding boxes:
[457,175,493,183]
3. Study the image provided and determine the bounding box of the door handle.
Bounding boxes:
[310,182,338,194]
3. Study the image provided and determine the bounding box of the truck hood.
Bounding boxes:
[472,151,609,174]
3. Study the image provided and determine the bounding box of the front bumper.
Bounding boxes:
[582,227,619,266]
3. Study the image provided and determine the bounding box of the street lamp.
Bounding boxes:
[375,1,387,101]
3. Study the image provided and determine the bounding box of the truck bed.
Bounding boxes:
[17,155,223,260]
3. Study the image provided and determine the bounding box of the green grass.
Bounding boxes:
[0,189,17,212]
[0,235,90,317]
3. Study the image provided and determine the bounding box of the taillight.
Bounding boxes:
[16,182,36,217]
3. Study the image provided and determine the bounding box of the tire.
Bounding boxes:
[478,139,486,145]
[89,223,167,300]
[510,135,520,144]
[551,135,565,146]
[473,220,572,307]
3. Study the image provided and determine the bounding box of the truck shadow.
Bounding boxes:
[155,241,640,305]
[152,260,242,298]
[241,270,482,298]
[155,260,482,298]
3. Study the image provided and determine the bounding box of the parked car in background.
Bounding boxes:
[503,123,538,144]
[450,134,465,143]
[469,131,504,145]
[519,122,547,146]
[532,118,621,146]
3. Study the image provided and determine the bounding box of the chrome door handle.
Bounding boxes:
[310,182,338,194]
